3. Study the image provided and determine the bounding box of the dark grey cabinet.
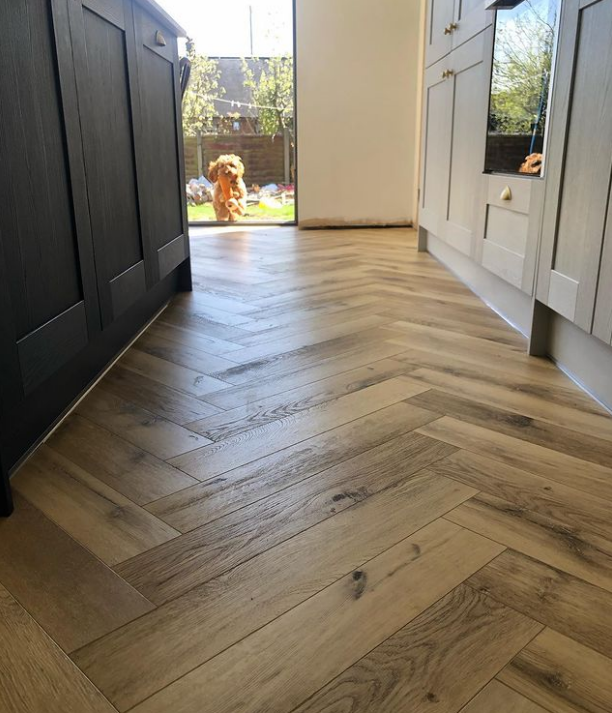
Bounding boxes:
[0,0,190,515]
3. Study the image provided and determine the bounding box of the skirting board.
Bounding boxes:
[548,312,612,413]
[299,219,414,229]
[424,230,534,338]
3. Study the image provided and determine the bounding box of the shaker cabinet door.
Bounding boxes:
[69,0,149,325]
[133,5,189,284]
[452,0,492,51]
[420,59,453,238]
[537,0,612,334]
[442,28,490,256]
[0,0,99,401]
[420,30,490,259]
[425,0,455,66]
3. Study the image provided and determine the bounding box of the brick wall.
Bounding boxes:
[184,133,291,186]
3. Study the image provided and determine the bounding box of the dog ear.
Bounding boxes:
[235,156,245,178]
[208,161,219,183]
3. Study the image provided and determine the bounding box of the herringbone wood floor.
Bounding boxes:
[1,226,612,713]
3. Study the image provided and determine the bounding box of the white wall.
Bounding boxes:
[296,0,425,227]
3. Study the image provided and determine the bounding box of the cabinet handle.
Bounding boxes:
[155,30,167,46]
[442,69,455,79]
[444,22,459,34]
[500,186,512,201]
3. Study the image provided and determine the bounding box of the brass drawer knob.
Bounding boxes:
[444,22,459,34]
[155,30,167,47]
[500,186,512,201]
[441,69,455,79]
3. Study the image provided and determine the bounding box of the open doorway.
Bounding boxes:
[158,0,296,225]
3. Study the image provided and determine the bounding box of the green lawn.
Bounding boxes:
[188,202,295,223]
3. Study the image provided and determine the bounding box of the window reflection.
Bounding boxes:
[485,0,560,176]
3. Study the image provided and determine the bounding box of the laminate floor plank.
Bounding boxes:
[201,340,411,410]
[0,494,153,654]
[426,449,612,540]
[405,363,612,440]
[48,415,198,505]
[469,549,612,659]
[445,493,612,592]
[129,525,506,713]
[73,471,476,710]
[224,314,397,363]
[0,583,116,713]
[499,629,612,713]
[210,327,406,385]
[117,432,455,603]
[133,329,238,373]
[6,226,612,712]
[186,359,411,440]
[459,680,550,713]
[147,400,441,532]
[77,389,210,460]
[101,366,223,425]
[14,445,179,566]
[170,378,429,480]
[290,583,541,713]
[417,417,612,501]
[146,319,245,355]
[118,348,231,397]
[408,389,612,467]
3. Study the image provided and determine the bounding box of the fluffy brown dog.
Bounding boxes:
[519,153,543,175]
[208,154,248,222]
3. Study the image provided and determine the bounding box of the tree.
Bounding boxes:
[182,38,224,136]
[242,56,294,136]
[489,1,557,135]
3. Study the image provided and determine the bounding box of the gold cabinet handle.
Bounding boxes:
[155,30,167,46]
[500,186,512,201]
[444,22,459,34]
[442,69,455,79]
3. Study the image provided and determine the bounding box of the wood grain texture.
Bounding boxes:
[5,226,612,712]
[13,445,179,566]
[147,400,441,531]
[417,417,612,501]
[445,493,612,593]
[129,523,505,713]
[0,583,116,713]
[408,389,612,467]
[76,388,210,460]
[469,549,612,659]
[0,494,153,653]
[116,432,455,603]
[49,415,197,504]
[169,378,429,480]
[426,449,612,541]
[291,584,541,713]
[185,359,411,440]
[459,681,549,713]
[74,472,476,710]
[100,365,222,425]
[499,629,612,713]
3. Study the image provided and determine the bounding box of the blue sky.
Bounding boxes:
[156,0,293,56]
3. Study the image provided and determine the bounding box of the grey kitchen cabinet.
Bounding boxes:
[420,28,492,257]
[537,0,612,337]
[475,173,545,295]
[425,0,492,67]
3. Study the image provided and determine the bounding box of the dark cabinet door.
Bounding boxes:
[133,4,189,283]
[0,0,100,402]
[68,0,149,325]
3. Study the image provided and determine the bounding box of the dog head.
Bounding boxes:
[519,153,543,175]
[208,154,245,185]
